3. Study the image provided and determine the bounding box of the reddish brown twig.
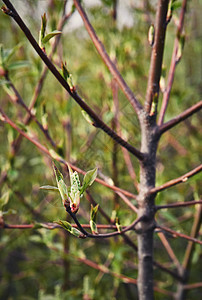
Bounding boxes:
[150,165,202,194]
[175,205,202,298]
[145,0,169,114]
[156,224,202,245]
[158,0,187,125]
[52,245,174,297]
[4,74,56,148]
[156,200,202,210]
[0,109,138,200]
[1,0,143,160]
[2,223,123,230]
[73,0,143,116]
[157,232,181,269]
[183,282,202,290]
[7,5,73,156]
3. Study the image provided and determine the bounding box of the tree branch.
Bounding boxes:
[1,0,144,160]
[0,109,138,200]
[2,223,123,230]
[156,225,202,245]
[159,100,202,134]
[150,165,202,194]
[73,0,143,116]
[66,205,144,239]
[86,191,183,282]
[4,74,56,148]
[4,8,73,156]
[175,204,202,299]
[158,0,187,125]
[156,200,202,210]
[157,232,181,269]
[145,0,169,114]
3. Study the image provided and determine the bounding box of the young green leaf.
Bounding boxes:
[55,220,86,238]
[90,204,99,234]
[39,185,59,192]
[176,35,185,63]
[53,164,69,206]
[148,24,155,46]
[90,204,99,222]
[2,208,16,216]
[69,169,81,213]
[61,61,69,81]
[115,217,122,233]
[80,168,97,195]
[90,220,98,235]
[41,13,47,38]
[42,30,62,44]
[7,61,30,70]
[67,163,74,185]
[81,110,95,126]
[0,43,23,67]
[0,191,10,210]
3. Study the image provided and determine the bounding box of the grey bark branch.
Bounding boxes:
[145,0,169,115]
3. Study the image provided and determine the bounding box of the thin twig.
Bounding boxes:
[73,0,143,116]
[157,232,181,269]
[159,100,202,134]
[23,10,73,125]
[6,6,73,154]
[111,76,139,191]
[2,223,123,230]
[86,191,181,281]
[175,204,202,298]
[0,108,51,155]
[156,200,202,210]
[145,0,169,114]
[116,192,138,213]
[1,0,144,160]
[150,165,202,194]
[183,282,202,290]
[158,0,187,125]
[4,74,56,147]
[182,204,202,270]
[153,260,183,282]
[0,109,138,200]
[156,224,202,245]
[51,245,174,296]
[66,205,144,239]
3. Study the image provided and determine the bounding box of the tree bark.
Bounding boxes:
[137,113,159,299]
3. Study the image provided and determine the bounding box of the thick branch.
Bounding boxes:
[150,165,202,194]
[145,0,169,114]
[158,0,187,125]
[1,0,144,160]
[159,101,202,134]
[73,0,143,116]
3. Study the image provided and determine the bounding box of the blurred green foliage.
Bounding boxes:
[0,1,201,299]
